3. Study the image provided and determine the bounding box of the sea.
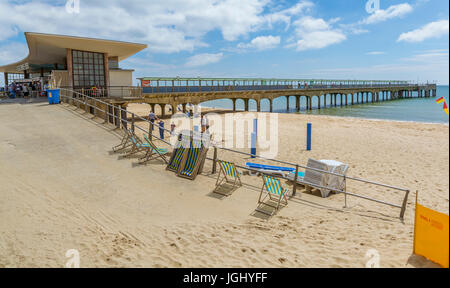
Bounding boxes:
[201,86,449,124]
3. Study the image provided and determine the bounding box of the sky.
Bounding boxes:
[0,0,449,86]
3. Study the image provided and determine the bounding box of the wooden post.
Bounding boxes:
[293,164,299,197]
[131,113,135,133]
[400,190,410,220]
[212,147,218,174]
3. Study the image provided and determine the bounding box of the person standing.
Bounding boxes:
[149,110,156,131]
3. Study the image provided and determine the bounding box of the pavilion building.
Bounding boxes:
[0,32,147,90]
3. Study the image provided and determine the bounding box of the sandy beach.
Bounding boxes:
[0,100,448,268]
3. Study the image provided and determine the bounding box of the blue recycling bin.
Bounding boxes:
[47,89,60,104]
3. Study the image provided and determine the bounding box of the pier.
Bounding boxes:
[68,77,437,118]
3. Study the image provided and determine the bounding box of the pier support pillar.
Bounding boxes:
[256,100,261,112]
[286,96,290,111]
[345,94,348,106]
[161,104,166,118]
[433,89,437,97]
[334,94,337,107]
[244,99,249,112]
[269,99,273,112]
[296,96,300,111]
[324,94,327,108]
[318,96,321,110]
[232,99,237,112]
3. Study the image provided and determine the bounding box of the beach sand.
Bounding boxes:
[0,101,448,268]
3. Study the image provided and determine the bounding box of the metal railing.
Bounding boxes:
[58,88,411,220]
[142,83,427,95]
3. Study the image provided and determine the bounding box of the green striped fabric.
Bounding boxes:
[220,161,238,178]
[179,137,202,177]
[168,147,185,170]
[263,175,287,196]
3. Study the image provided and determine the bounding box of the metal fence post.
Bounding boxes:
[104,105,108,123]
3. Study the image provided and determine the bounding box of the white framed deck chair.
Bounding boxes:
[213,160,242,196]
[112,129,133,153]
[256,175,289,216]
[139,135,169,164]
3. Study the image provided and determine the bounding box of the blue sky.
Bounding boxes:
[0,0,448,85]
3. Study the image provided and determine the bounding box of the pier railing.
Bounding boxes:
[59,88,410,220]
[59,82,433,99]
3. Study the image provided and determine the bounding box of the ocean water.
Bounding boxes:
[201,86,449,124]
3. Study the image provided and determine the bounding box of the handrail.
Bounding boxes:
[58,87,411,220]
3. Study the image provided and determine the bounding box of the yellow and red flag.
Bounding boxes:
[436,97,449,115]
[436,97,445,104]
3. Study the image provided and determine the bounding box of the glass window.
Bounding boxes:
[72,50,106,88]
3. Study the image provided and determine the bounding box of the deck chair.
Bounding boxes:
[213,160,242,196]
[256,175,289,216]
[112,129,133,153]
[139,135,169,164]
[166,133,190,172]
[298,159,330,198]
[123,133,151,157]
[177,136,203,180]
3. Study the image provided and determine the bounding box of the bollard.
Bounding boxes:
[307,123,312,151]
[251,132,257,158]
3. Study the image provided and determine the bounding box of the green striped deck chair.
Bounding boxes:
[166,134,190,172]
[177,136,203,180]
[213,160,242,196]
[139,135,169,164]
[112,129,133,153]
[256,175,289,216]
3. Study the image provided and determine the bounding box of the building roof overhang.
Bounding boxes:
[0,32,147,73]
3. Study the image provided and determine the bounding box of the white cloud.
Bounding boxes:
[362,3,413,24]
[237,35,281,50]
[288,16,346,51]
[185,53,224,67]
[398,20,449,42]
[264,1,314,29]
[366,51,385,55]
[0,0,271,53]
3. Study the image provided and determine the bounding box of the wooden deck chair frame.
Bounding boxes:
[166,133,190,172]
[256,175,289,216]
[177,138,209,180]
[139,135,169,164]
[112,128,133,153]
[213,160,242,196]
[123,133,150,158]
